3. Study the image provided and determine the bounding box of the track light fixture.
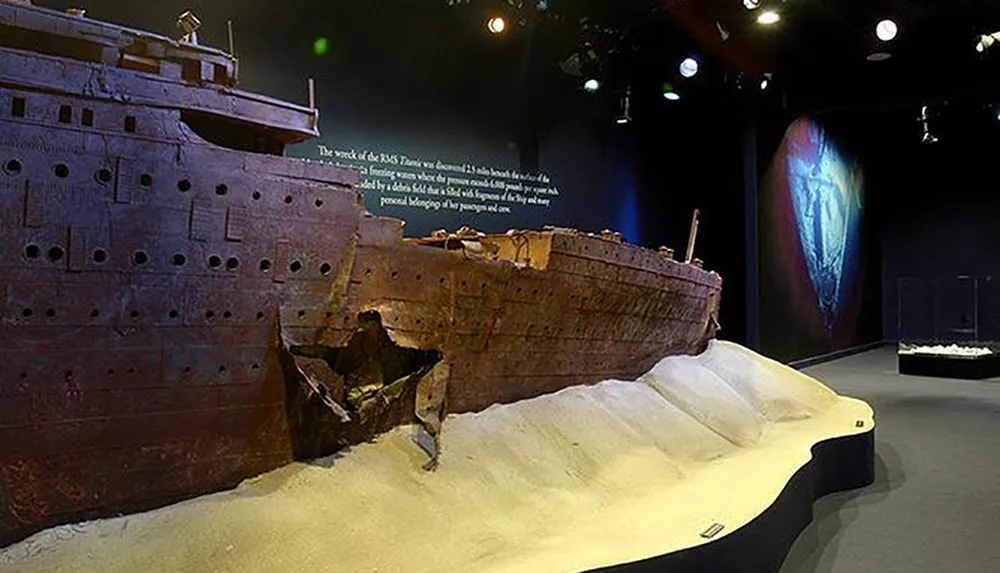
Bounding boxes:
[919,106,938,144]
[616,87,632,125]
[716,21,731,42]
[976,32,1000,53]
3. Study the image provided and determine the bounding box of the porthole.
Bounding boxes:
[177,179,192,192]
[133,251,148,265]
[208,255,222,268]
[320,263,332,275]
[4,159,22,175]
[92,249,108,263]
[172,254,186,266]
[215,184,228,196]
[139,174,153,187]
[11,97,26,118]
[48,246,64,261]
[24,244,40,259]
[54,164,69,178]
[95,169,113,184]
[259,259,272,272]
[290,261,302,273]
[225,257,239,270]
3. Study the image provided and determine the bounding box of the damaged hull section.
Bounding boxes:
[282,217,723,469]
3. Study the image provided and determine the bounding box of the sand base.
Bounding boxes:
[0,341,874,573]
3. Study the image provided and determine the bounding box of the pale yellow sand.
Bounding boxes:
[0,341,873,573]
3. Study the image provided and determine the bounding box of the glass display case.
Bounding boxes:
[897,276,1000,378]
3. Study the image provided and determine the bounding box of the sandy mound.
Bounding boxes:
[0,341,872,573]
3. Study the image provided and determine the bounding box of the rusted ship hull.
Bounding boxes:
[0,96,365,546]
[0,0,721,548]
[284,222,722,460]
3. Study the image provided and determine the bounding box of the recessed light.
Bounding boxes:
[757,11,780,25]
[876,19,898,42]
[679,57,699,78]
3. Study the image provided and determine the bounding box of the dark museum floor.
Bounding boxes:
[779,346,1000,573]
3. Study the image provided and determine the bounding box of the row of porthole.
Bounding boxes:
[1,161,327,209]
[23,244,335,276]
[17,308,336,323]
[178,179,327,207]
[17,307,264,321]
[16,363,261,381]
[3,159,158,190]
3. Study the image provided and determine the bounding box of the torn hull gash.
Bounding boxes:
[0,1,723,547]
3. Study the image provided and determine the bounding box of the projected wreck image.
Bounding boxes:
[759,117,870,361]
[785,119,865,334]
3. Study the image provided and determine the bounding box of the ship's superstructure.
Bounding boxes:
[0,1,721,547]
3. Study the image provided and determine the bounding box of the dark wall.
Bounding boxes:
[629,84,748,344]
[865,105,1000,343]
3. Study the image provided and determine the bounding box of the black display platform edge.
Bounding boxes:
[583,428,876,573]
[898,353,1000,380]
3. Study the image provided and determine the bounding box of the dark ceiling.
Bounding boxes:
[37,0,1000,123]
[670,0,1000,110]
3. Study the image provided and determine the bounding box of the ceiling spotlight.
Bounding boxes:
[757,11,780,25]
[487,16,507,35]
[743,0,761,10]
[876,19,898,42]
[583,79,600,92]
[663,82,680,101]
[679,57,699,78]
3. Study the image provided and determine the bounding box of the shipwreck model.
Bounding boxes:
[0,1,722,547]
